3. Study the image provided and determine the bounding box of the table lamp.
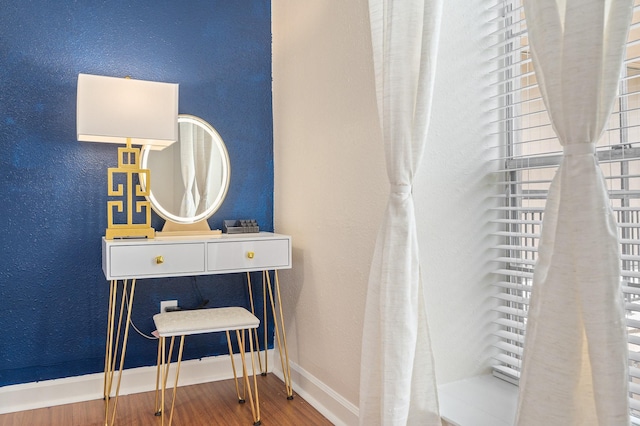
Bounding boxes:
[77,73,179,239]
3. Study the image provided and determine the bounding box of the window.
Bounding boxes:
[491,0,640,421]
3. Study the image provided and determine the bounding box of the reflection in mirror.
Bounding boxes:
[141,115,230,225]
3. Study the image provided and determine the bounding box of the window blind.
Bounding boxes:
[489,0,640,422]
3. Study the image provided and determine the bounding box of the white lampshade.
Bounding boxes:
[77,73,179,148]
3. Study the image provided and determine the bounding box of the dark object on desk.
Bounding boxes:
[224,219,259,234]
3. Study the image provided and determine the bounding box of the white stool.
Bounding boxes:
[153,307,261,426]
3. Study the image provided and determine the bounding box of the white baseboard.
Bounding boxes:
[0,350,274,415]
[272,353,359,426]
[0,350,360,426]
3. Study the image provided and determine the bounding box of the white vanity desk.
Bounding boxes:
[101,232,293,425]
[103,232,291,279]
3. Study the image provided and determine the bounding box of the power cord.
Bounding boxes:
[122,287,158,340]
[191,277,209,309]
[115,277,211,341]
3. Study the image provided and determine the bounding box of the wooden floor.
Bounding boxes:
[0,374,333,426]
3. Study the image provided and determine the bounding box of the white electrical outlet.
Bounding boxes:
[160,300,178,313]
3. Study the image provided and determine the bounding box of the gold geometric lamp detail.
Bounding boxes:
[76,73,179,240]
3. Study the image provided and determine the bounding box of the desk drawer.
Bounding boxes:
[107,242,206,278]
[207,238,290,273]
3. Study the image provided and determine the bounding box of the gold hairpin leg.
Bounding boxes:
[105,279,124,424]
[262,272,268,375]
[245,269,293,399]
[245,272,266,375]
[266,270,293,399]
[103,278,136,426]
[104,280,116,400]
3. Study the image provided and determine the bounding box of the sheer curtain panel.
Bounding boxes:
[179,121,197,218]
[359,1,442,424]
[516,1,634,425]
[194,125,214,215]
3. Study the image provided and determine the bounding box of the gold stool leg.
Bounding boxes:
[236,329,261,425]
[160,337,166,426]
[154,338,162,416]
[248,328,261,424]
[226,330,245,402]
[158,336,176,424]
[167,336,185,426]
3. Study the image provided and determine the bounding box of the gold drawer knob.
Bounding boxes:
[155,256,164,265]
[247,251,255,259]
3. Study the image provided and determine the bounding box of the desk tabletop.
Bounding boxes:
[102,231,290,245]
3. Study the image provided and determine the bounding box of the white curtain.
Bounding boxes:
[516,1,634,425]
[359,1,442,424]
[194,126,214,215]
[179,122,197,218]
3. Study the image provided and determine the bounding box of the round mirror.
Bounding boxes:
[141,114,230,224]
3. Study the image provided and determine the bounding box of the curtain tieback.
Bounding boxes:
[564,143,596,156]
[391,184,412,195]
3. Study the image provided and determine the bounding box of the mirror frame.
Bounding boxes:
[141,114,231,225]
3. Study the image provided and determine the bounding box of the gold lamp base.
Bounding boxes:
[106,227,155,240]
[105,140,155,240]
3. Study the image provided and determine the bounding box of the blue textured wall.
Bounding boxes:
[0,1,273,386]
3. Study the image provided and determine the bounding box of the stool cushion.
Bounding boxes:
[153,307,259,337]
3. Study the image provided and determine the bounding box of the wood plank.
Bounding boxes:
[0,374,333,425]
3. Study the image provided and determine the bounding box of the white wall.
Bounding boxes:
[272,0,499,420]
[272,1,386,411]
